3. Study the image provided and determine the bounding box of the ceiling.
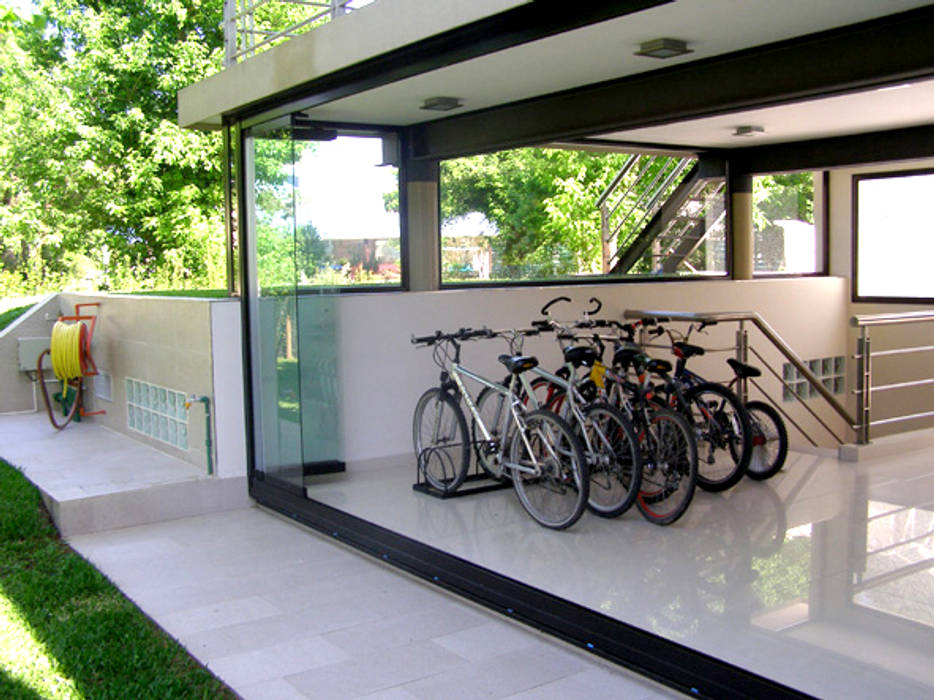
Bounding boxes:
[302,0,933,151]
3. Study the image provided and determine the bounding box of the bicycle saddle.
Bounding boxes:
[498,354,539,374]
[613,345,641,369]
[646,358,673,376]
[727,358,762,379]
[673,341,705,359]
[562,345,599,368]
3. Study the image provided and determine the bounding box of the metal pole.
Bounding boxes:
[224,0,237,66]
[735,322,749,403]
[856,327,871,445]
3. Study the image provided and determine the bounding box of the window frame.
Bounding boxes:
[852,167,934,304]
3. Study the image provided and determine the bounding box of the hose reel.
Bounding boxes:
[37,303,106,430]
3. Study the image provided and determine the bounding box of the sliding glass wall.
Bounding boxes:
[243,115,402,489]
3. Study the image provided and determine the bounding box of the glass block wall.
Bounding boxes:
[783,356,845,401]
[126,377,189,449]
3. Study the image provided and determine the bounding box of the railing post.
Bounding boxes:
[736,321,749,403]
[856,327,872,445]
[224,0,238,67]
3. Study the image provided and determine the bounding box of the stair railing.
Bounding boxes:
[851,311,934,444]
[624,309,858,447]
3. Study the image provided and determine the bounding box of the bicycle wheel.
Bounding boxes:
[473,385,511,479]
[509,409,589,530]
[637,407,697,526]
[582,403,642,518]
[526,376,563,411]
[413,388,469,494]
[683,383,751,492]
[741,400,788,481]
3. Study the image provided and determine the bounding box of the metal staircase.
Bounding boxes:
[598,154,726,275]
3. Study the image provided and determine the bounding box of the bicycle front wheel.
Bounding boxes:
[509,409,589,530]
[684,383,751,492]
[742,400,788,481]
[413,388,469,494]
[473,385,511,479]
[583,403,642,518]
[637,408,697,526]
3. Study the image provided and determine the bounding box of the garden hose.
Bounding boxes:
[38,320,89,430]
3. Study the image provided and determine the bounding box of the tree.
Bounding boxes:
[752,172,814,272]
[0,0,226,295]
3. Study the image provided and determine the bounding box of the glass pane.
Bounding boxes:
[857,172,934,299]
[293,135,401,288]
[439,148,725,283]
[246,120,303,488]
[753,172,819,274]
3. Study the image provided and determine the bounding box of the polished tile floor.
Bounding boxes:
[308,443,934,699]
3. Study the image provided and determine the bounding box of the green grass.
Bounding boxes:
[0,305,33,333]
[114,289,228,298]
[0,460,236,700]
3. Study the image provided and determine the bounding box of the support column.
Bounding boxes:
[730,173,754,280]
[405,159,440,291]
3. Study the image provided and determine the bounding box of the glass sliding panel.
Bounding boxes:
[245,118,303,489]
[752,172,820,275]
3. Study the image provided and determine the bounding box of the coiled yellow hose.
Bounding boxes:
[50,321,86,381]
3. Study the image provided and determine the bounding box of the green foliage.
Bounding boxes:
[0,459,236,699]
[753,172,814,272]
[0,0,226,296]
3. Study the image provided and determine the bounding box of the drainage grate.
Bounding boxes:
[125,378,188,449]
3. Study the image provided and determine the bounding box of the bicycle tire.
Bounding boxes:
[526,376,563,411]
[509,409,589,530]
[473,385,511,479]
[741,400,788,481]
[413,388,469,494]
[582,403,642,518]
[636,407,697,526]
[683,382,751,492]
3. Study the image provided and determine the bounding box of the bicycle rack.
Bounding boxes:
[412,443,512,499]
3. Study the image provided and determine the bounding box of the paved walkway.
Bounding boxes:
[68,506,676,699]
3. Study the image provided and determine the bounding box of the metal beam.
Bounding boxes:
[410,6,934,160]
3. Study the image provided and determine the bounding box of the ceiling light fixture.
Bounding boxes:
[876,83,913,93]
[634,38,692,59]
[732,125,765,137]
[420,96,463,112]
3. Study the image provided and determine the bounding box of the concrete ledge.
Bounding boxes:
[40,476,252,536]
[838,427,934,462]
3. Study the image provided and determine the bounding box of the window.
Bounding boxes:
[752,172,821,275]
[854,169,934,301]
[439,147,726,284]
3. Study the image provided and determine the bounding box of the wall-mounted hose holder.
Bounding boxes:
[37,303,106,430]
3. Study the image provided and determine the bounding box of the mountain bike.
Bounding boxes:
[411,328,589,530]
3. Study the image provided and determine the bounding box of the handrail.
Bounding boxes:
[851,310,934,327]
[623,309,858,437]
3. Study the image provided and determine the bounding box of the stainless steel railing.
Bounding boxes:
[851,311,934,444]
[624,309,857,447]
[223,0,374,66]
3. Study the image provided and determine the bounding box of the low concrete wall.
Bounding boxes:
[0,294,61,413]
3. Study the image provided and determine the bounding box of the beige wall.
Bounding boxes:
[0,295,61,413]
[827,159,934,438]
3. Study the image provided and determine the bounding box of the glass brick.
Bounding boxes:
[782,363,795,380]
[796,382,809,398]
[125,378,133,404]
[822,357,833,375]
[128,407,135,429]
[135,406,142,428]
[834,376,846,394]
[823,378,834,391]
[835,356,846,374]
[159,415,168,441]
[143,410,151,434]
[168,420,177,445]
[808,359,820,373]
[179,424,188,449]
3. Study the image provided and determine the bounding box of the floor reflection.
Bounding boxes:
[307,447,934,698]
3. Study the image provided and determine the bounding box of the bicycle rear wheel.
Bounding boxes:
[637,408,697,526]
[741,400,788,481]
[413,388,469,494]
[509,409,589,530]
[684,383,751,492]
[473,385,511,479]
[583,403,642,518]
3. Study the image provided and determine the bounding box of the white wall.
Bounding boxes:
[306,276,850,467]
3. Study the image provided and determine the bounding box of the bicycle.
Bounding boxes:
[484,311,643,519]
[411,327,590,530]
[642,319,753,492]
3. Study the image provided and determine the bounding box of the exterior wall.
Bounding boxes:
[298,276,850,468]
[0,295,61,413]
[827,158,934,438]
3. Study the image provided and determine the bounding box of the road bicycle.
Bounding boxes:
[411,328,589,530]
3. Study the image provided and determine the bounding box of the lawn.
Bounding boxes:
[0,305,34,333]
[0,459,236,700]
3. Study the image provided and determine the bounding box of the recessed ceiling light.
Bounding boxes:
[732,125,765,137]
[634,38,692,59]
[876,83,913,92]
[420,96,463,112]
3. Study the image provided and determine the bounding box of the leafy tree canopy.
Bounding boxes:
[0,0,225,296]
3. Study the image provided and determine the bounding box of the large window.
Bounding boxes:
[439,147,726,284]
[752,172,822,275]
[855,169,934,301]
